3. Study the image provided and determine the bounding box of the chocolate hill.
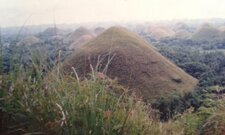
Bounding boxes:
[94,27,105,35]
[192,24,221,41]
[41,27,64,37]
[69,34,95,50]
[65,27,94,44]
[148,26,175,39]
[63,27,198,102]
[17,36,42,46]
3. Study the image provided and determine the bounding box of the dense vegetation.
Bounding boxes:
[0,46,184,135]
[1,66,156,134]
[1,43,225,134]
[157,44,225,87]
[1,25,225,134]
[147,36,225,133]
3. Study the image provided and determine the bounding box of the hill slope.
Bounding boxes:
[94,27,105,35]
[192,24,221,41]
[69,34,95,49]
[148,26,175,39]
[65,27,94,44]
[63,27,198,102]
[41,27,64,37]
[17,36,42,46]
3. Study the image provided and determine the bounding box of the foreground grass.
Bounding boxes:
[1,67,182,135]
[0,45,185,135]
[1,51,225,134]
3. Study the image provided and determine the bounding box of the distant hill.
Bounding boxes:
[64,27,94,44]
[174,30,192,39]
[219,25,225,31]
[192,24,221,41]
[173,23,195,39]
[148,26,175,40]
[17,36,43,46]
[69,34,95,49]
[94,27,105,35]
[63,27,198,102]
[41,27,64,37]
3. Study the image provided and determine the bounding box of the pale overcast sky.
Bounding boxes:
[1,0,225,27]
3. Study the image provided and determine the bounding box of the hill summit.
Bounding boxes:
[192,24,221,41]
[41,27,63,37]
[148,26,175,39]
[63,27,198,102]
[17,36,42,46]
[65,27,94,44]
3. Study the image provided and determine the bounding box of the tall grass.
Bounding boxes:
[1,50,173,135]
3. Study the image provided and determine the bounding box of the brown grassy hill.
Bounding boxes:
[65,27,94,44]
[173,23,193,39]
[219,25,225,31]
[94,27,105,35]
[173,23,189,31]
[41,27,64,37]
[175,30,192,39]
[148,26,175,39]
[17,36,42,46]
[69,34,95,50]
[192,24,221,41]
[63,27,198,102]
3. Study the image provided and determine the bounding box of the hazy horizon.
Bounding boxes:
[1,0,225,27]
